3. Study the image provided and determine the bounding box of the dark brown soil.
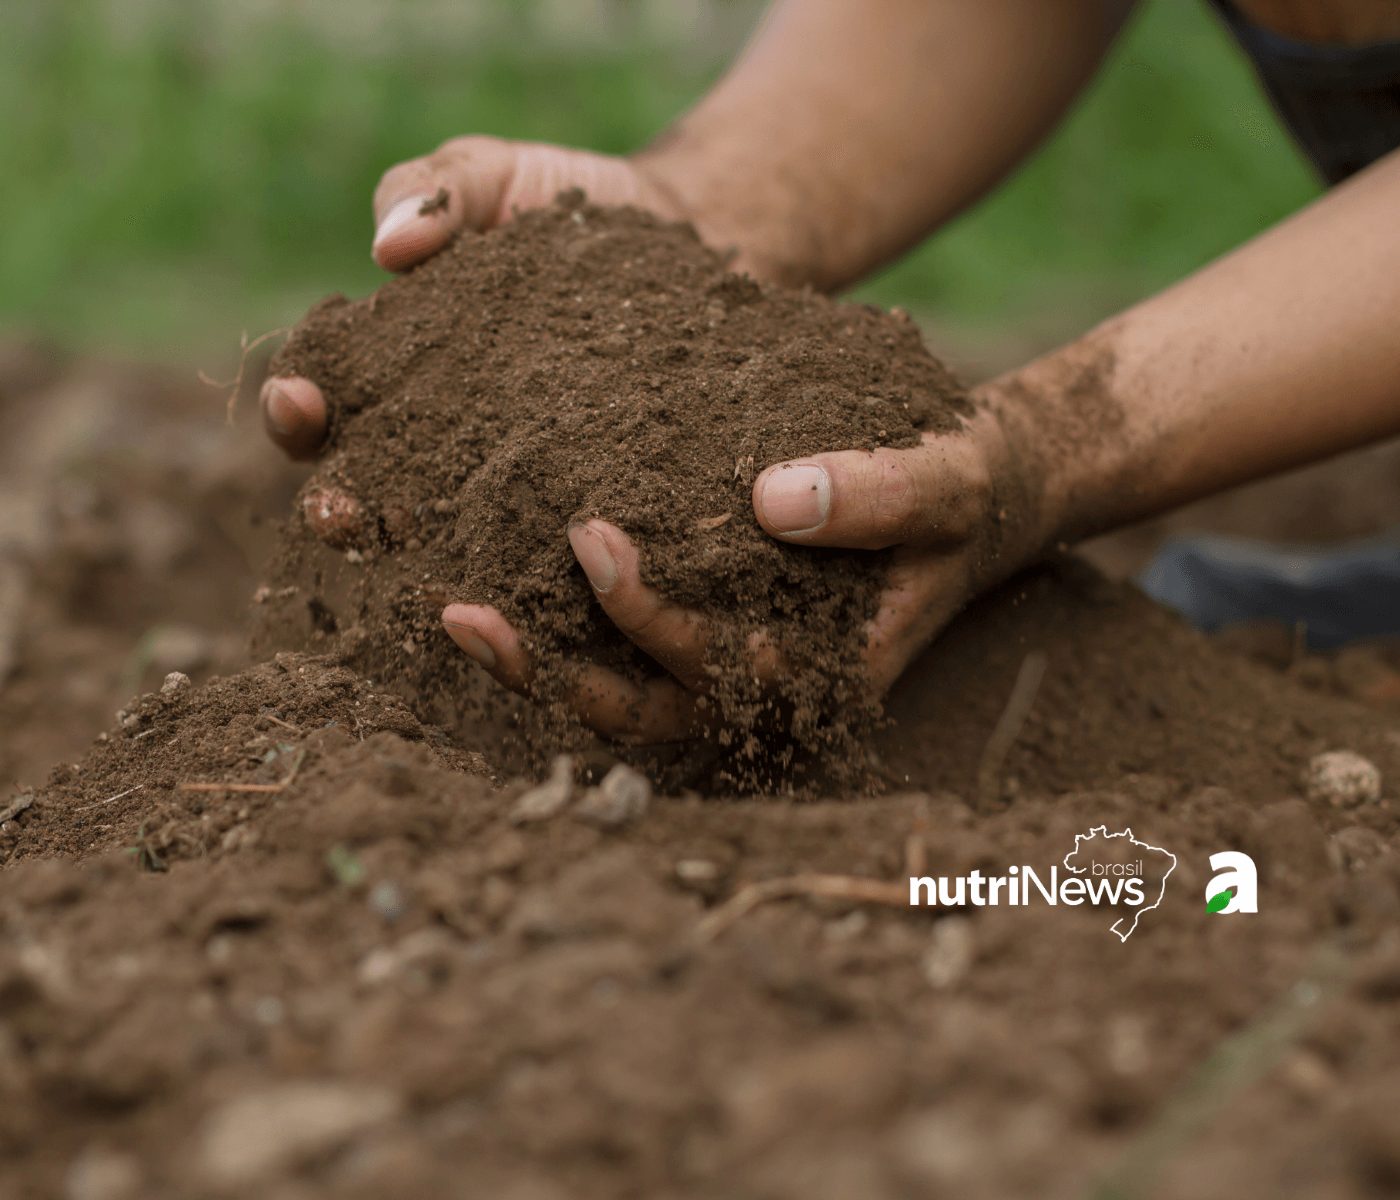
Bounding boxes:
[2,332,1400,1200]
[259,195,969,785]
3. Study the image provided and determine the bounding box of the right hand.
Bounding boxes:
[261,135,690,465]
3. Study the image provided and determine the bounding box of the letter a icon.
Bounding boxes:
[1205,851,1258,914]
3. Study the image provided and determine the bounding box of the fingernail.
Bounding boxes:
[373,195,434,250]
[444,622,496,669]
[263,382,300,438]
[758,464,830,534]
[568,523,618,592]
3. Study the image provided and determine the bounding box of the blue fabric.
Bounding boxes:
[1139,534,1400,649]
[1210,0,1400,182]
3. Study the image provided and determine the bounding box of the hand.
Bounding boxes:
[442,403,1044,742]
[261,135,692,464]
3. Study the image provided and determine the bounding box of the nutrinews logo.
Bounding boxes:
[908,825,1257,942]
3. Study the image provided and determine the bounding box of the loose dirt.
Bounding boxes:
[1,264,1399,1200]
[258,195,969,786]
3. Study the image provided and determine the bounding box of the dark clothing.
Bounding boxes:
[1141,535,1400,650]
[1138,5,1400,644]
[1210,0,1400,182]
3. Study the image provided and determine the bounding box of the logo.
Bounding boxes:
[1063,826,1175,942]
[1205,851,1258,914]
[908,826,1257,939]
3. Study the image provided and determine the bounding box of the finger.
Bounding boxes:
[261,376,328,461]
[862,558,962,694]
[442,603,698,743]
[566,521,712,690]
[371,135,522,271]
[567,521,784,689]
[753,436,985,551]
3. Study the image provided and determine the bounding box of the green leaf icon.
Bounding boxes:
[1206,889,1233,914]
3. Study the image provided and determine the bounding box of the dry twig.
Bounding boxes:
[178,748,306,796]
[75,784,144,812]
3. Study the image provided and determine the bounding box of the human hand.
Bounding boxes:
[261,135,692,463]
[441,404,1045,742]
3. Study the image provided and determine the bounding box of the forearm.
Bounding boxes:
[987,146,1400,553]
[638,0,1133,289]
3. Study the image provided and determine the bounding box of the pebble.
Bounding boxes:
[510,755,575,824]
[197,1081,402,1187]
[574,763,651,828]
[675,858,720,886]
[922,917,975,989]
[1304,751,1382,808]
[64,1147,142,1200]
[160,671,190,697]
[368,880,408,922]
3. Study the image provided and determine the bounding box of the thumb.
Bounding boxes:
[752,438,983,551]
[371,136,522,271]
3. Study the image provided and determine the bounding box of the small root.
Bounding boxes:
[198,326,291,424]
[694,873,909,944]
[693,808,929,944]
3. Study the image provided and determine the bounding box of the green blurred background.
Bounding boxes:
[0,0,1319,369]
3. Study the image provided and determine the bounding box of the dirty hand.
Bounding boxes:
[261,136,689,459]
[442,403,1041,742]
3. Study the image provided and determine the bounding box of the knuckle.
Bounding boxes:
[859,454,922,546]
[433,133,500,161]
[618,596,665,641]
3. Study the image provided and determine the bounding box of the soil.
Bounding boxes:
[1,309,1400,1200]
[258,196,969,785]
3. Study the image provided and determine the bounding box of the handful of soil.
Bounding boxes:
[266,193,969,783]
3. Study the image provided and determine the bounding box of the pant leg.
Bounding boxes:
[1139,532,1400,649]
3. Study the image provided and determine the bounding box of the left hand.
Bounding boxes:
[443,404,1043,742]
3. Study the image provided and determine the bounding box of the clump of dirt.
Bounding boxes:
[259,194,969,784]
[3,655,488,867]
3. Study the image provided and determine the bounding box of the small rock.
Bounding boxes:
[510,755,575,824]
[675,858,720,887]
[159,671,190,697]
[65,1147,142,1200]
[574,764,651,828]
[197,1081,402,1187]
[922,917,975,989]
[368,881,408,922]
[1330,826,1390,873]
[1304,751,1382,808]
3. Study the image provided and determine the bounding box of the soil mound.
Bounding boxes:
[4,655,487,867]
[4,344,1400,1198]
[261,194,969,782]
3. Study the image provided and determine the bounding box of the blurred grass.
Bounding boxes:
[0,0,1319,359]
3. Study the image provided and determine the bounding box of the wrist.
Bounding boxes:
[972,323,1132,563]
[630,131,831,288]
[964,377,1064,587]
